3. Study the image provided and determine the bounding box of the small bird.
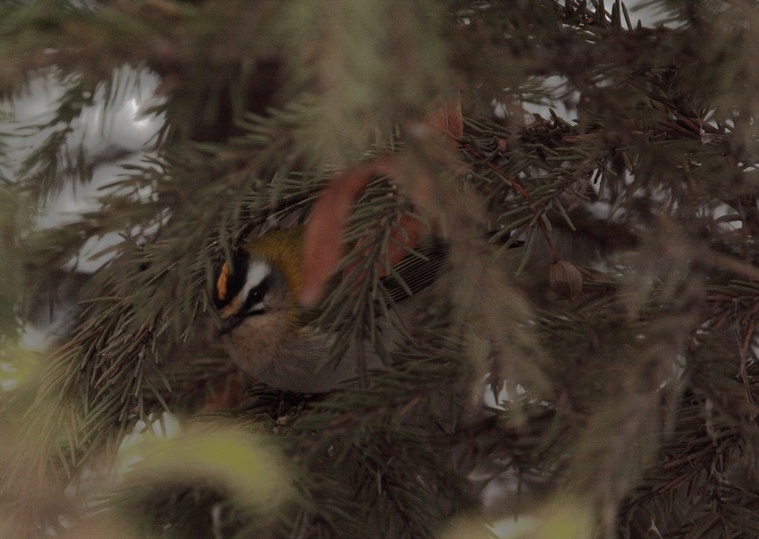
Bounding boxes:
[212,226,442,393]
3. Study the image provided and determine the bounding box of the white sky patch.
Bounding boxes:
[495,0,678,127]
[0,362,19,391]
[116,412,182,476]
[17,67,164,268]
[1,66,167,352]
[521,75,576,121]
[628,0,690,27]
[73,71,164,155]
[63,411,183,510]
[712,202,743,232]
[483,381,527,409]
[490,515,536,538]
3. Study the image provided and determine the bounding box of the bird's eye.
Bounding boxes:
[241,281,270,316]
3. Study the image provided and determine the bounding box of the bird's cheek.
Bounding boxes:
[220,317,284,377]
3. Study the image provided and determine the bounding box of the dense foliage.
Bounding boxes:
[2,1,759,538]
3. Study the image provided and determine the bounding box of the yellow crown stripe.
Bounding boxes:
[216,262,231,301]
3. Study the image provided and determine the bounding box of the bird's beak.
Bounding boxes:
[218,316,243,336]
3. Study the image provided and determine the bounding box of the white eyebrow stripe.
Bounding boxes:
[239,260,272,301]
